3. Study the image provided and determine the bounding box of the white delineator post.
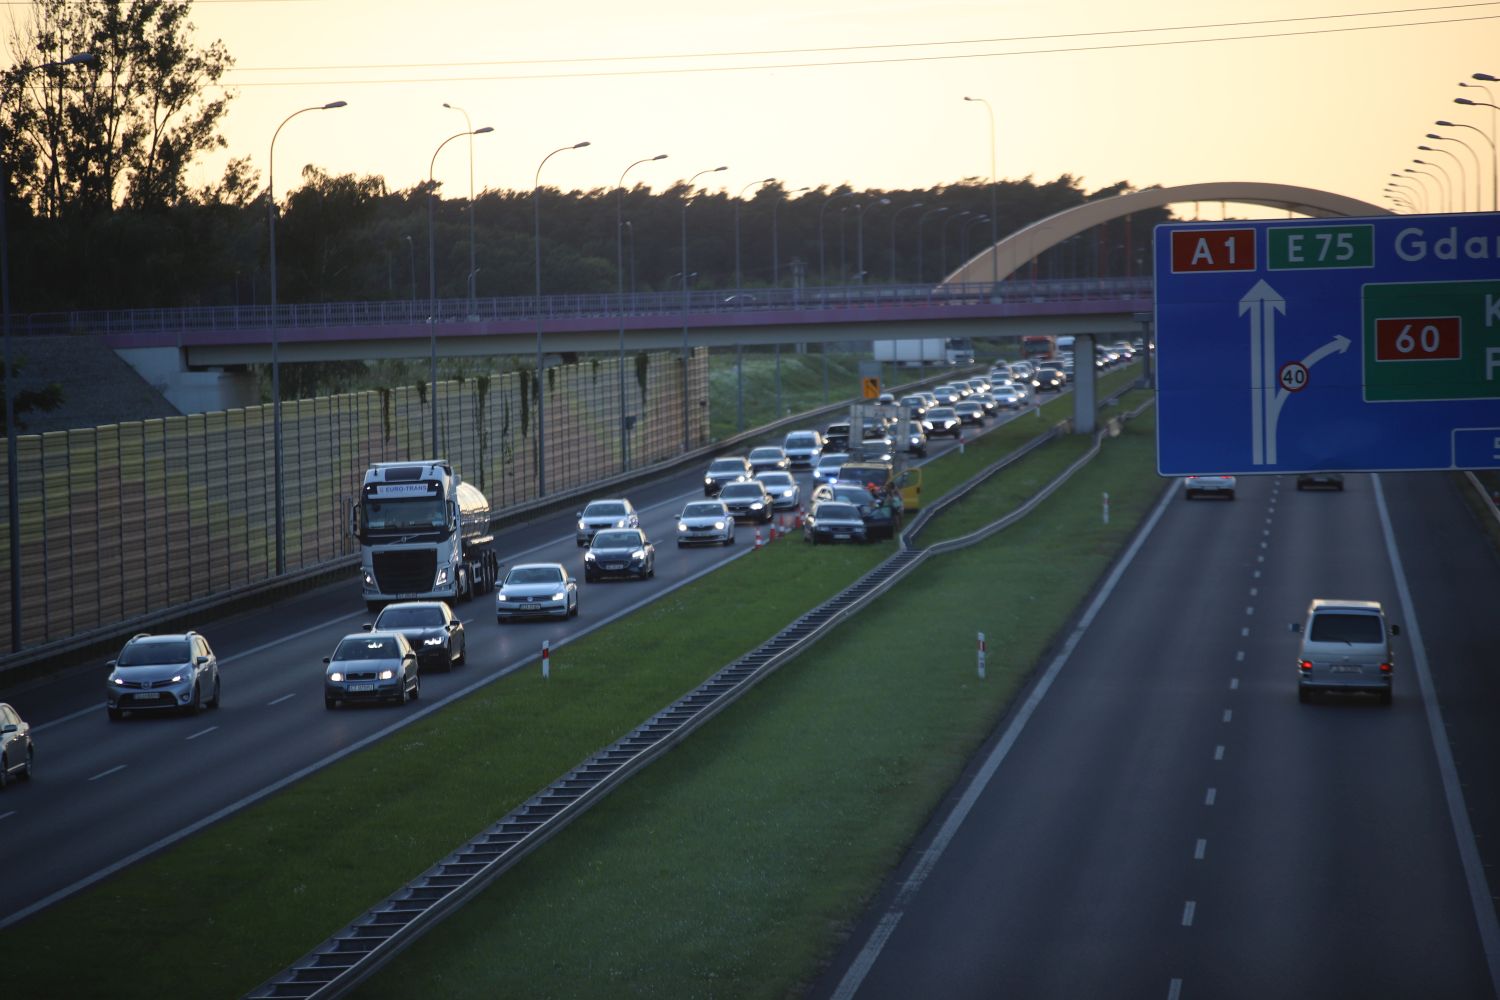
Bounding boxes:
[542,639,550,680]
[1103,491,1110,524]
[977,631,987,680]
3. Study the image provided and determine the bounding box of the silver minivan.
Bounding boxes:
[1290,599,1400,705]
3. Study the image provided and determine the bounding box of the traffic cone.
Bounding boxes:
[754,527,763,550]
[796,505,805,528]
[769,519,778,542]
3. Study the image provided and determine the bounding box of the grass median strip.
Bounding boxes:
[351,406,1165,999]
[5,371,1146,999]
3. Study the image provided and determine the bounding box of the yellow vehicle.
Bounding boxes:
[838,460,923,512]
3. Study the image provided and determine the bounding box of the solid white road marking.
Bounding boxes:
[268,693,297,706]
[1374,475,1500,993]
[0,810,15,821]
[1195,839,1207,860]
[88,765,126,782]
[185,726,217,741]
[1182,901,1197,927]
[1205,788,1217,806]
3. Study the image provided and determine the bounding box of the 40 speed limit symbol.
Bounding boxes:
[1279,360,1309,392]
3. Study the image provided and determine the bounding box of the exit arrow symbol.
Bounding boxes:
[1240,280,1285,466]
[1267,334,1351,455]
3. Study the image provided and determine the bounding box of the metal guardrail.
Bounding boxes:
[246,380,1152,999]
[16,277,1153,337]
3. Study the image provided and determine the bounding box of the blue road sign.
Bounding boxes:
[1154,212,1500,476]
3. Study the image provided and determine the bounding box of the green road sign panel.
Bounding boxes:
[1363,280,1500,402]
[1267,225,1374,270]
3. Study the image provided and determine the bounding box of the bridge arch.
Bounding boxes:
[945,182,1390,285]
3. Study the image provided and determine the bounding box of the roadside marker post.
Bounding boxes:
[977,632,987,680]
[1103,491,1110,525]
[541,639,550,680]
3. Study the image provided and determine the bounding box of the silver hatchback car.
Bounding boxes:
[1291,599,1400,705]
[106,632,222,719]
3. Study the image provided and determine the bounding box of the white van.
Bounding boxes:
[1290,599,1400,705]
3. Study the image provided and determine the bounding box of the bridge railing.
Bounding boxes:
[13,276,1153,337]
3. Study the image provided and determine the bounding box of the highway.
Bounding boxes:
[821,470,1500,999]
[0,390,1047,926]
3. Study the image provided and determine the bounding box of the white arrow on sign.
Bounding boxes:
[1266,334,1351,461]
[1239,280,1285,466]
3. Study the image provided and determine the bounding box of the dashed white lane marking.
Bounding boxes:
[1230,678,1240,689]
[0,810,16,821]
[1260,541,1268,549]
[1214,745,1225,761]
[1245,606,1254,616]
[1168,979,1184,1000]
[1195,838,1207,860]
[1235,651,1245,662]
[1249,587,1258,597]
[1205,787,1217,806]
[1182,901,1197,927]
[88,765,126,782]
[1262,529,1270,536]
[185,726,217,741]
[1257,554,1265,563]
[1253,569,1262,579]
[1241,627,1250,637]
[268,693,296,706]
[1222,709,1233,723]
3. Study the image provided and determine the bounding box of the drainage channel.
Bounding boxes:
[248,386,1150,1000]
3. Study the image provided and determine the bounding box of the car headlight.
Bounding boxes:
[678,522,689,532]
[584,551,597,561]
[361,569,376,589]
[423,637,443,646]
[329,671,345,682]
[171,672,186,683]
[749,501,763,510]
[782,489,795,498]
[378,668,396,680]
[714,520,727,530]
[551,591,566,601]
[578,518,587,529]
[630,549,645,560]
[704,476,714,485]
[496,593,509,602]
[111,675,124,686]
[615,519,627,527]
[434,566,450,587]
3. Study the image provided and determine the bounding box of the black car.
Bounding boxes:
[804,501,868,544]
[810,482,903,540]
[1034,368,1065,392]
[926,407,961,438]
[823,421,852,454]
[718,480,775,524]
[703,456,753,496]
[585,528,657,581]
[1296,472,1345,491]
[368,601,466,671]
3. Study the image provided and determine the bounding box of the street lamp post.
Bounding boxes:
[1436,120,1496,211]
[963,96,999,285]
[268,99,346,577]
[1412,159,1454,212]
[680,166,727,452]
[617,154,668,472]
[1417,147,1467,212]
[961,214,990,267]
[818,191,855,287]
[1452,97,1500,210]
[3,51,94,651]
[1405,166,1445,213]
[771,186,809,291]
[915,206,949,283]
[533,140,590,498]
[939,210,972,281]
[1425,132,1483,212]
[442,103,482,311]
[888,201,924,285]
[1388,173,1425,213]
[853,197,890,284]
[402,234,416,305]
[734,177,774,290]
[429,126,492,457]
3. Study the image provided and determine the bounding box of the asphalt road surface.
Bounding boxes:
[821,471,1500,1000]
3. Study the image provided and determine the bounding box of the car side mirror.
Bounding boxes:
[1289,623,1303,634]
[1390,624,1401,636]
[361,623,373,632]
[322,656,331,664]
[196,656,209,665]
[448,622,460,631]
[106,659,117,669]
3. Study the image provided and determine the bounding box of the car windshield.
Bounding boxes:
[708,460,745,474]
[930,408,956,419]
[333,636,399,661]
[832,487,871,504]
[506,566,563,586]
[117,640,191,666]
[785,434,816,448]
[1309,613,1385,643]
[817,454,848,469]
[721,484,762,499]
[375,606,445,628]
[759,473,794,488]
[749,448,782,461]
[583,501,627,518]
[682,503,724,518]
[593,530,643,548]
[818,503,860,520]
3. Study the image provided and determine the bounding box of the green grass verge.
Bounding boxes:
[4,369,1151,998]
[350,407,1166,999]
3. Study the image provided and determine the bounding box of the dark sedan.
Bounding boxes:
[719,480,775,523]
[804,501,868,544]
[323,631,420,709]
[703,456,753,496]
[585,528,657,581]
[926,406,961,438]
[368,601,466,671]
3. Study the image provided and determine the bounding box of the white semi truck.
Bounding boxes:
[874,337,975,366]
[350,460,499,613]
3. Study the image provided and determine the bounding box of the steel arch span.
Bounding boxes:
[946,182,1391,285]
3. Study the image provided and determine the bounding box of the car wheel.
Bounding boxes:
[496,615,505,625]
[455,639,466,667]
[108,707,122,721]
[186,683,202,716]
[1298,686,1310,704]
[724,533,734,546]
[325,697,337,710]
[570,597,579,618]
[410,675,420,701]
[21,746,33,780]
[1226,491,1235,500]
[677,540,686,548]
[208,675,221,709]
[1380,689,1393,706]
[0,755,8,789]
